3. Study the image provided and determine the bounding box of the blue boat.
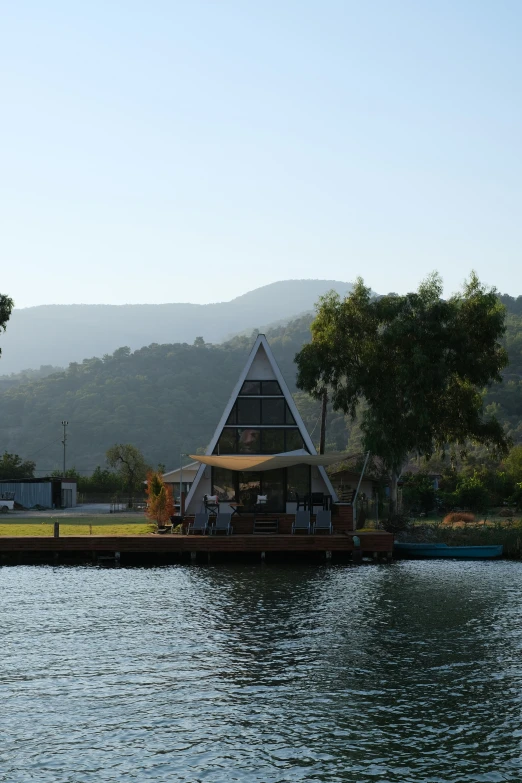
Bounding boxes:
[394,542,503,559]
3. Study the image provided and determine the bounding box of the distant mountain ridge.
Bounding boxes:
[0,279,352,375]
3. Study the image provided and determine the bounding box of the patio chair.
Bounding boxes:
[187,513,208,535]
[292,510,311,534]
[254,494,268,514]
[307,492,326,513]
[203,494,220,515]
[294,492,307,511]
[211,513,233,535]
[313,510,333,534]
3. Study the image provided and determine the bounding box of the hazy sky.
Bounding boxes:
[1,1,521,308]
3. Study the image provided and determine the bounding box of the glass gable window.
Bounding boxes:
[213,429,236,454]
[261,398,285,425]
[261,429,285,453]
[285,405,296,425]
[285,430,305,452]
[237,398,261,425]
[238,428,261,453]
[261,380,282,395]
[226,407,237,425]
[240,381,261,396]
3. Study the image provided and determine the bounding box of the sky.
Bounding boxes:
[1,0,521,308]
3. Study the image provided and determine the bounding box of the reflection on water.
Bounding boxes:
[1,561,521,782]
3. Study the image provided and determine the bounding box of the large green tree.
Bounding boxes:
[0,452,36,480]
[106,443,149,507]
[295,273,510,511]
[0,293,14,359]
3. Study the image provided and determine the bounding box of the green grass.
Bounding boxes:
[0,515,156,536]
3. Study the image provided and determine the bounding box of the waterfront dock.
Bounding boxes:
[0,529,393,564]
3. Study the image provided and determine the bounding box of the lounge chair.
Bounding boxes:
[292,510,311,534]
[313,510,333,534]
[211,513,233,535]
[187,513,208,535]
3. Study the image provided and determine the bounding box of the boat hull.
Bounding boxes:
[394,543,503,559]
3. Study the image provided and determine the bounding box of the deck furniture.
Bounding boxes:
[294,492,307,511]
[211,513,233,535]
[187,513,209,535]
[306,492,331,512]
[292,510,311,534]
[313,510,332,534]
[229,503,243,518]
[203,495,219,516]
[254,495,268,515]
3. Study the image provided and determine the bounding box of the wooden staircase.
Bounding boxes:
[253,516,279,534]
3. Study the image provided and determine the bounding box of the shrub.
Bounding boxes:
[443,511,476,526]
[455,473,491,513]
[401,472,436,514]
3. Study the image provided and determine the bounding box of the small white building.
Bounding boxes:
[162,462,200,501]
[184,334,338,515]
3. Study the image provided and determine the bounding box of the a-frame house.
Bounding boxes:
[185,334,337,515]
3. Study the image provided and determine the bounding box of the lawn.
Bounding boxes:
[0,515,156,536]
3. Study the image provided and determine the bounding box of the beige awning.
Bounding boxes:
[188,453,349,472]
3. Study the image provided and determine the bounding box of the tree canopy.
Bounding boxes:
[0,452,35,480]
[295,273,510,508]
[0,293,14,359]
[106,444,150,506]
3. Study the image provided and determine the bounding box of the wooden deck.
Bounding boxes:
[0,531,394,563]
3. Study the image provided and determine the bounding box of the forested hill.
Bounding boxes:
[0,317,315,473]
[0,305,521,474]
[0,279,353,375]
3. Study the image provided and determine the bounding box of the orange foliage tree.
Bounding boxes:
[146,471,174,528]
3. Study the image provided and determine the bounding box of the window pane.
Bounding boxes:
[238,472,261,511]
[261,398,285,425]
[212,468,236,501]
[261,469,285,511]
[285,430,304,451]
[261,429,285,453]
[237,398,261,424]
[226,404,237,425]
[238,428,260,453]
[261,381,282,395]
[213,429,236,454]
[285,404,296,424]
[287,464,310,504]
[240,381,260,395]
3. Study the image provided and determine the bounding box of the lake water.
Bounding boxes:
[1,561,521,783]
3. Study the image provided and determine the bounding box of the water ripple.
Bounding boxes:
[1,561,521,782]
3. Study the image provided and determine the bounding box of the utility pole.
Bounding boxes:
[61,420,68,476]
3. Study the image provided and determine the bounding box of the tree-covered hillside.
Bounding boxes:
[0,301,521,474]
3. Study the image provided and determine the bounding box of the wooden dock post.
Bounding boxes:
[190,551,197,563]
[53,522,60,538]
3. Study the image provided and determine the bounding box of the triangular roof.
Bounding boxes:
[185,334,337,508]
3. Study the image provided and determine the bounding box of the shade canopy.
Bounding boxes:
[188,453,349,472]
